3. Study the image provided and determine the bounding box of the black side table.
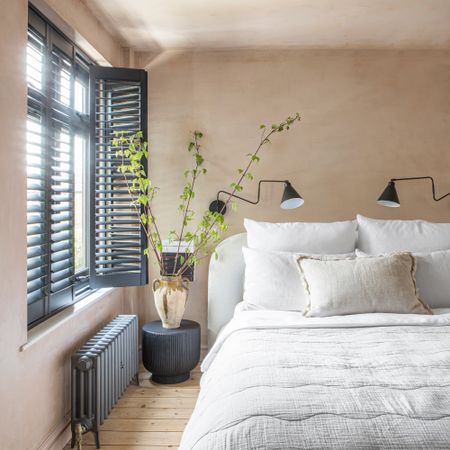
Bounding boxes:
[142,320,201,384]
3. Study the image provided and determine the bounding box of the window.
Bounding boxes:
[26,6,148,327]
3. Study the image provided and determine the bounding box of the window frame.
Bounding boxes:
[27,5,96,328]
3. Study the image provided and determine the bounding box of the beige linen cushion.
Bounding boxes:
[297,253,432,317]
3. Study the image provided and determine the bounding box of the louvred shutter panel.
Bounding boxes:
[27,6,95,327]
[89,66,148,288]
[48,34,76,312]
[27,13,80,323]
[27,22,48,324]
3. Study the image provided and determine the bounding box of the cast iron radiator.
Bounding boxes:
[71,315,139,449]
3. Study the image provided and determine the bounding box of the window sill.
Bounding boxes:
[20,287,116,352]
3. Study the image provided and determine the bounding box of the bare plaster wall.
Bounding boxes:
[0,1,137,449]
[143,49,450,344]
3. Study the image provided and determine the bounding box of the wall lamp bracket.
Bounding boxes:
[209,179,304,215]
[377,176,450,208]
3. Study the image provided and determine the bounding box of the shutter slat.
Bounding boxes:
[51,278,72,292]
[27,254,46,270]
[28,235,46,247]
[27,288,46,304]
[51,240,71,252]
[28,278,46,293]
[51,249,72,263]
[28,266,46,282]
[96,257,140,265]
[27,223,45,236]
[96,227,140,233]
[95,243,140,250]
[96,250,141,258]
[95,235,140,242]
[95,267,141,275]
[51,258,72,273]
[51,267,72,283]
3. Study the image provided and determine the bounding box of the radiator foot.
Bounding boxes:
[71,421,94,449]
[94,431,100,449]
[76,423,83,450]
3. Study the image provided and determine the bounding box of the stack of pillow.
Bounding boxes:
[243,215,450,317]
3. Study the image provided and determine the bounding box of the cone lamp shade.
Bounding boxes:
[280,182,304,209]
[377,181,400,208]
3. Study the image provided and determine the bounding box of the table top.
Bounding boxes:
[142,319,200,335]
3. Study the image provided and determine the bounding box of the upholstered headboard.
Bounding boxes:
[208,233,247,347]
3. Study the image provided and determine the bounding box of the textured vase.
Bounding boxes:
[152,276,189,329]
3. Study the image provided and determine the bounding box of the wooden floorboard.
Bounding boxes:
[81,447,178,450]
[83,431,183,446]
[101,418,189,432]
[65,361,201,449]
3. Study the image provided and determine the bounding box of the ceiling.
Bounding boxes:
[83,0,450,51]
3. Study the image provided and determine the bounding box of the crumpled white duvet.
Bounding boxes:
[180,308,450,450]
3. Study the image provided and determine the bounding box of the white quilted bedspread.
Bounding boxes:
[180,309,450,450]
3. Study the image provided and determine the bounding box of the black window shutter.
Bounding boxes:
[27,12,78,323]
[89,66,148,288]
[27,21,48,324]
[48,32,76,312]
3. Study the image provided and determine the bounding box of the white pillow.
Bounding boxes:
[243,247,304,311]
[356,249,450,309]
[297,254,432,317]
[357,214,450,253]
[242,247,354,311]
[244,218,357,253]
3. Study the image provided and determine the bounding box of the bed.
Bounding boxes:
[180,226,450,449]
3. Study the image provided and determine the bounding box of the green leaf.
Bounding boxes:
[195,153,204,166]
[259,124,266,129]
[138,194,149,205]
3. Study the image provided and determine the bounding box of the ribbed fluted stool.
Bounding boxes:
[142,320,201,384]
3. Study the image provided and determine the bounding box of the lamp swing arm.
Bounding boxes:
[390,176,450,202]
[216,179,289,206]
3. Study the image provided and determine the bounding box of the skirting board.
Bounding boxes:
[37,414,71,450]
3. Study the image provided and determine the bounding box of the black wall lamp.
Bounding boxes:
[377,176,450,208]
[209,179,304,215]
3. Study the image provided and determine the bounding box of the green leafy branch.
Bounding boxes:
[171,130,206,273]
[175,113,301,276]
[113,131,164,272]
[115,112,301,278]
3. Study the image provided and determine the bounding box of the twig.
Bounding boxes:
[172,133,202,275]
[119,139,163,271]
